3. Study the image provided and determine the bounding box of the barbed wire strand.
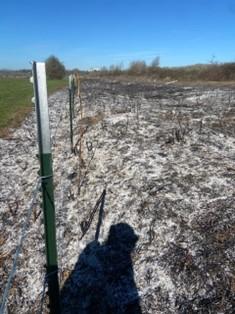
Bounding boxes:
[78,139,99,192]
[51,110,64,146]
[0,178,41,314]
[51,98,67,147]
[38,89,80,314]
[51,86,78,147]
[1,81,104,313]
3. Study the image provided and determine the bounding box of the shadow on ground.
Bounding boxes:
[60,223,142,314]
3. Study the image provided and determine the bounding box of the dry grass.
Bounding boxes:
[79,113,105,126]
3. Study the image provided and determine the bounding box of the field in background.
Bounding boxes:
[0,78,66,137]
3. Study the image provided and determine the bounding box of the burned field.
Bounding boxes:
[1,78,235,313]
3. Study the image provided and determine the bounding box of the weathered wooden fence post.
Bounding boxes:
[31,62,60,314]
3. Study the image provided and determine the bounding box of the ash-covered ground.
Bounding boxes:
[1,78,235,313]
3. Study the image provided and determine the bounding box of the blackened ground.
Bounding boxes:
[1,78,235,313]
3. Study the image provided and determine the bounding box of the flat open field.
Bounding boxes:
[0,78,66,137]
[0,78,235,313]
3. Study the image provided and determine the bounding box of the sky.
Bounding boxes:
[1,0,235,70]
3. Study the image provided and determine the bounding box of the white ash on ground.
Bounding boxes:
[1,79,235,313]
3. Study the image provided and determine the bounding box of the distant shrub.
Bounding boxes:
[45,55,66,80]
[96,58,235,81]
[128,60,147,75]
[220,63,235,80]
[109,64,123,75]
[151,56,160,68]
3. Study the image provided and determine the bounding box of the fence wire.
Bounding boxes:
[0,178,41,314]
[1,78,105,313]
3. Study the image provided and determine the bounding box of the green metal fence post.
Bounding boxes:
[68,75,75,153]
[69,74,75,118]
[31,62,60,314]
[68,87,74,153]
[72,81,75,118]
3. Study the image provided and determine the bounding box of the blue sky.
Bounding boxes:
[1,0,235,70]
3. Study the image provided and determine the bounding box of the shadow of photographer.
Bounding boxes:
[61,223,142,314]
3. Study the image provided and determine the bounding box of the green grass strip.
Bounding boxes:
[0,78,66,137]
